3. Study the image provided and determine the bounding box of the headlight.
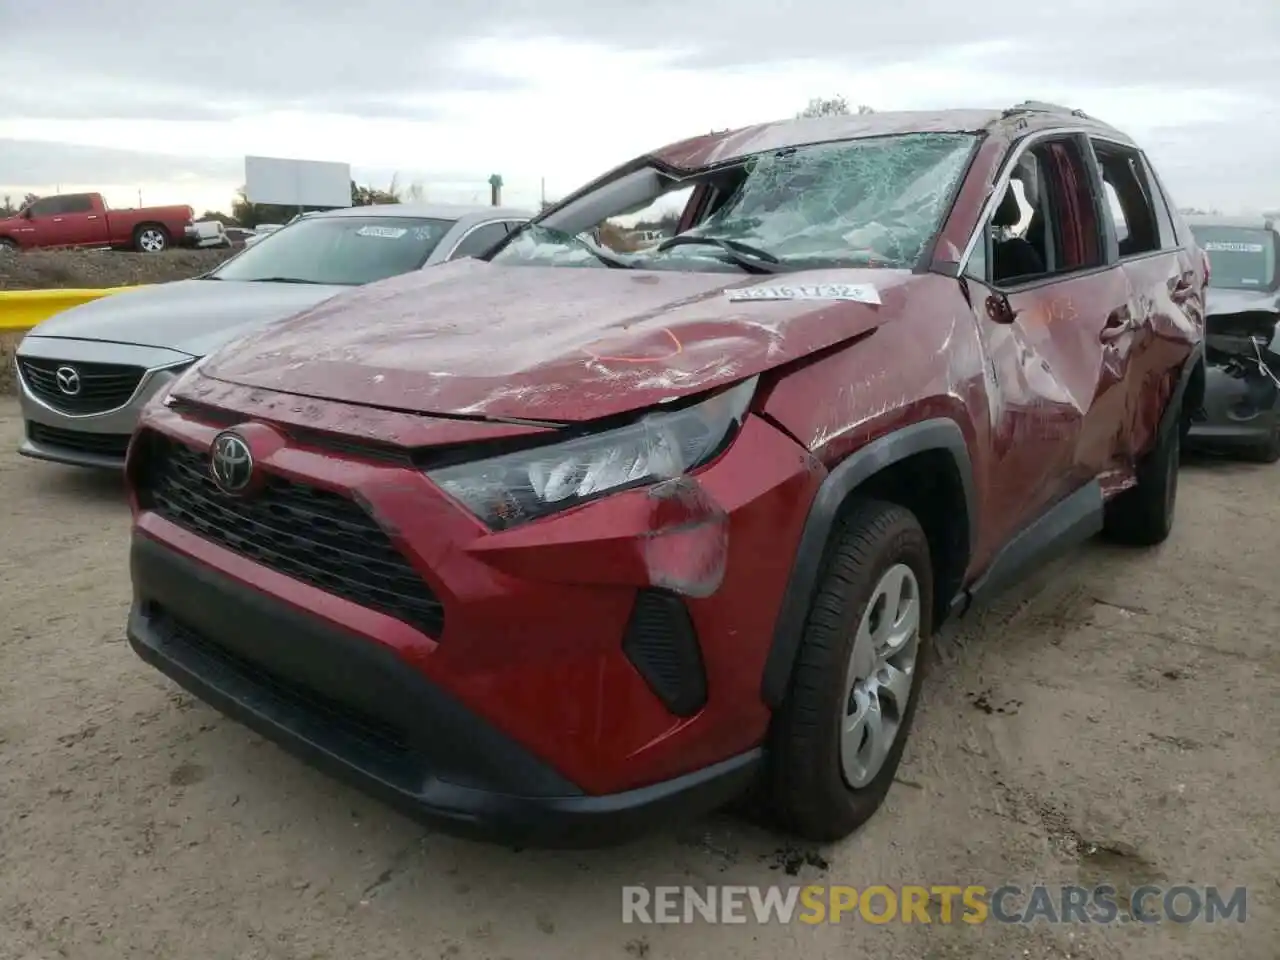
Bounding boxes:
[428,376,757,530]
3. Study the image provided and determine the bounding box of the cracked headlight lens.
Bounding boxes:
[428,377,756,530]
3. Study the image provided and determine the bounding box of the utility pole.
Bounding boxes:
[541,177,546,209]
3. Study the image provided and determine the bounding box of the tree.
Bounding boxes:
[230,187,295,228]
[198,210,238,225]
[351,175,401,206]
[797,96,874,118]
[228,175,404,227]
[0,195,13,216]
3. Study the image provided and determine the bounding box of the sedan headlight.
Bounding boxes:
[159,355,209,406]
[429,377,757,530]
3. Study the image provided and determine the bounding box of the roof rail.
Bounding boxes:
[1003,100,1093,120]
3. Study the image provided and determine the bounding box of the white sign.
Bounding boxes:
[726,283,881,306]
[245,155,352,209]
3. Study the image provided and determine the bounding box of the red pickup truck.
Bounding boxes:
[0,192,197,253]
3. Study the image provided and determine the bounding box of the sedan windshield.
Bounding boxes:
[492,133,977,274]
[211,216,455,285]
[1191,226,1277,291]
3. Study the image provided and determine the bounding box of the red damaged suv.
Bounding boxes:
[125,102,1205,847]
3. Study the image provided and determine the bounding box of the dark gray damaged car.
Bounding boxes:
[1185,215,1280,462]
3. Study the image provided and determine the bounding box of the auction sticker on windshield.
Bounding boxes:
[726,283,881,306]
[355,226,408,239]
[1203,241,1265,253]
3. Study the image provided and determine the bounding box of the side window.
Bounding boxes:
[61,194,94,214]
[1139,153,1180,249]
[449,222,509,260]
[26,197,58,218]
[1102,181,1129,243]
[1091,140,1161,258]
[975,135,1104,287]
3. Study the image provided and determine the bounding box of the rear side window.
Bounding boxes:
[1137,154,1181,249]
[61,195,94,214]
[1189,226,1278,291]
[1091,140,1163,258]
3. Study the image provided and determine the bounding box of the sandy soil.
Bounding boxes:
[0,398,1276,960]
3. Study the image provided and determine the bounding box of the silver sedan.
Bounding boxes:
[15,202,531,469]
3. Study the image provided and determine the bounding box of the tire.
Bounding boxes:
[1243,418,1280,464]
[1102,422,1179,546]
[133,224,169,253]
[0,238,17,254]
[767,499,933,842]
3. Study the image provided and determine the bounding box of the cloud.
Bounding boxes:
[0,139,240,185]
[1,0,1277,212]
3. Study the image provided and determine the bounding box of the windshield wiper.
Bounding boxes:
[243,277,328,284]
[577,242,633,270]
[655,235,783,273]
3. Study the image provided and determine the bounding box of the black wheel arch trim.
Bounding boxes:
[760,417,977,709]
[1159,340,1205,442]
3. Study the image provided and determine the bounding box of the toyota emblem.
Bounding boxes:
[209,431,254,493]
[54,365,81,396]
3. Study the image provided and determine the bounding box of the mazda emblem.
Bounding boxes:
[54,365,81,396]
[209,431,254,493]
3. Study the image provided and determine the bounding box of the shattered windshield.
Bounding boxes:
[1191,226,1278,291]
[492,133,977,273]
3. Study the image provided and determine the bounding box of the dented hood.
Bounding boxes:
[201,258,912,422]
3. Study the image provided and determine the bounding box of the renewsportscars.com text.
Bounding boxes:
[621,884,1247,925]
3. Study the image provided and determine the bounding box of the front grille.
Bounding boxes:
[142,435,445,637]
[19,357,146,414]
[27,421,131,458]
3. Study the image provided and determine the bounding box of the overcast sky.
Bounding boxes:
[1,1,1277,216]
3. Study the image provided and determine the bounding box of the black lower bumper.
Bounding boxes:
[126,533,761,848]
[1186,359,1279,450]
[21,421,130,470]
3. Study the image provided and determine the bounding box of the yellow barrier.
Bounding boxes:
[0,287,136,332]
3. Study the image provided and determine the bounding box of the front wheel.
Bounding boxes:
[767,499,932,842]
[0,238,17,254]
[133,224,169,253]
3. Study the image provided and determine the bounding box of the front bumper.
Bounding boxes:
[1186,356,1279,448]
[15,337,195,469]
[123,390,821,840]
[127,533,762,847]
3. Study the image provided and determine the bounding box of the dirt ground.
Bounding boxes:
[0,398,1276,960]
[0,248,234,292]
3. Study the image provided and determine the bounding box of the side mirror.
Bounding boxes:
[20,208,33,219]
